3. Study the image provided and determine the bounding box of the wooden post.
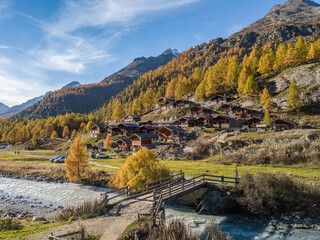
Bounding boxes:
[146,183,149,191]
[182,181,184,191]
[202,174,205,182]
[193,178,195,186]
[125,186,129,197]
[220,175,224,183]
[138,213,140,227]
[169,184,171,195]
[153,190,156,204]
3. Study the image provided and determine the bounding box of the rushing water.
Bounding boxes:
[0,177,120,209]
[165,203,320,240]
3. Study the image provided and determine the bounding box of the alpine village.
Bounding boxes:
[1,0,320,239]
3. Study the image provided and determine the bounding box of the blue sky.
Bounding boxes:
[0,0,318,106]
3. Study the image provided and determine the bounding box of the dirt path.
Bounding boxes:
[29,194,154,240]
[89,159,120,169]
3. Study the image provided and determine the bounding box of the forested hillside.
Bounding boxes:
[15,49,178,119]
[95,0,320,120]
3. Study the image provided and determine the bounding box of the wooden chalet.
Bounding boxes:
[178,117,198,127]
[175,99,198,109]
[139,126,159,134]
[197,116,215,127]
[116,139,131,151]
[255,124,268,132]
[273,119,298,131]
[157,126,185,142]
[218,104,263,119]
[138,120,153,126]
[118,123,141,136]
[210,94,233,104]
[246,108,264,119]
[107,125,121,136]
[91,124,108,137]
[191,106,215,117]
[247,117,263,128]
[156,119,179,126]
[158,97,176,109]
[123,115,141,123]
[129,133,158,151]
[212,116,243,129]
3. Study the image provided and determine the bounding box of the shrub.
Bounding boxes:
[112,149,170,188]
[0,217,22,231]
[236,173,320,218]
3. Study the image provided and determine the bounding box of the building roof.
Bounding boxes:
[117,138,131,144]
[179,117,197,121]
[197,116,214,120]
[92,124,108,129]
[274,118,298,125]
[159,126,185,132]
[256,124,268,128]
[139,120,153,124]
[158,97,176,102]
[130,133,158,139]
[213,115,233,120]
[108,124,119,129]
[192,106,213,111]
[141,126,159,130]
[247,117,263,121]
[118,123,141,128]
[219,103,241,109]
[124,115,141,119]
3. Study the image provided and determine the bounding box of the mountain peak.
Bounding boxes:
[242,0,320,32]
[162,48,179,57]
[62,81,81,89]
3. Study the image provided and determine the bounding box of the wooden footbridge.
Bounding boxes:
[100,171,238,224]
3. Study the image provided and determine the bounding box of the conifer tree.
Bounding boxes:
[165,78,177,99]
[65,136,88,182]
[287,79,301,112]
[243,75,258,95]
[248,45,262,73]
[103,134,112,149]
[174,75,189,99]
[227,56,240,88]
[86,121,94,132]
[273,44,287,71]
[143,89,155,110]
[71,129,77,139]
[307,43,317,60]
[257,49,275,75]
[32,131,39,146]
[195,80,207,101]
[51,130,58,139]
[62,125,70,139]
[112,100,125,120]
[132,99,140,115]
[260,88,272,112]
[237,65,252,94]
[263,111,273,128]
[284,44,296,67]
[294,37,308,62]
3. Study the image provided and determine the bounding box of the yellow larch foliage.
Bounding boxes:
[112,149,170,188]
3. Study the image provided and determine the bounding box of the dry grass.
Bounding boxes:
[221,139,320,165]
[0,218,22,231]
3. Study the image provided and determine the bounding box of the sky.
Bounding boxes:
[0,0,319,107]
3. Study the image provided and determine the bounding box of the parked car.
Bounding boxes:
[95,153,109,159]
[90,152,98,158]
[54,156,66,163]
[49,156,60,162]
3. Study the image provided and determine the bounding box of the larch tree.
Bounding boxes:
[112,149,170,188]
[257,49,275,75]
[294,37,308,63]
[103,134,112,149]
[287,79,302,112]
[227,56,240,89]
[237,65,252,94]
[284,44,296,67]
[51,130,58,139]
[71,129,77,139]
[112,100,125,121]
[307,43,317,60]
[132,99,141,115]
[65,136,88,182]
[174,75,189,99]
[243,75,258,96]
[260,88,272,112]
[62,125,70,139]
[273,44,287,71]
[143,89,155,110]
[195,80,207,101]
[165,78,177,99]
[86,121,94,133]
[263,111,273,128]
[248,45,262,73]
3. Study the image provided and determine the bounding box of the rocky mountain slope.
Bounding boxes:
[14,49,178,119]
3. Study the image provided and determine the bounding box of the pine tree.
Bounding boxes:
[103,134,112,149]
[65,136,88,182]
[263,111,273,128]
[287,79,301,112]
[260,88,272,112]
[243,75,258,95]
[273,44,287,71]
[112,100,125,120]
[51,130,58,139]
[294,37,308,62]
[62,125,70,139]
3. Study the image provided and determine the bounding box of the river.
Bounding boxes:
[1,177,319,239]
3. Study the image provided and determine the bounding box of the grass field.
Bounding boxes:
[94,157,320,181]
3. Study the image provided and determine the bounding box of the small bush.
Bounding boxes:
[120,219,231,240]
[55,199,102,222]
[236,173,320,218]
[0,217,22,231]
